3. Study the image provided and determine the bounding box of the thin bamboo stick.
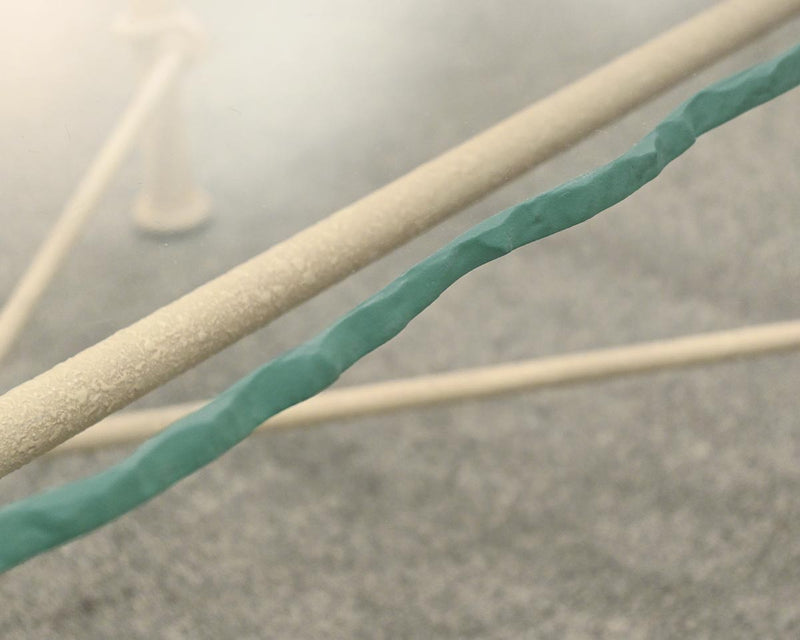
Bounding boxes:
[2,0,799,477]
[55,318,800,452]
[0,50,185,363]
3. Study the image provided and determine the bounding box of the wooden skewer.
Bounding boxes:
[3,0,800,476]
[0,50,186,363]
[55,318,800,452]
[118,0,212,233]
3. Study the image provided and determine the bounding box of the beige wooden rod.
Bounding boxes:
[0,50,185,363]
[55,318,800,452]
[2,0,799,478]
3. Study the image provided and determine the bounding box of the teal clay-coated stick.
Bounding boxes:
[1,36,800,573]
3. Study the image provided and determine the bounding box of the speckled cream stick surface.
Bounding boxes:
[1,0,798,477]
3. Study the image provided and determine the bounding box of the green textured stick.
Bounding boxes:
[1,42,799,573]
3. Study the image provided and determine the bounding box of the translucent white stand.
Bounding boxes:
[117,0,211,233]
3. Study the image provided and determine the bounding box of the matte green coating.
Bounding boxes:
[1,42,798,573]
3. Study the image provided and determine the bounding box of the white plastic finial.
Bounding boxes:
[116,0,211,233]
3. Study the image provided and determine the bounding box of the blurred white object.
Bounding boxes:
[117,0,211,233]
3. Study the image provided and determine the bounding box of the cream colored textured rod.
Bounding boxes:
[0,50,185,363]
[2,0,799,477]
[56,319,800,451]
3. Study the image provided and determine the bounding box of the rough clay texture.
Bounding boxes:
[1,1,800,638]
[0,0,794,478]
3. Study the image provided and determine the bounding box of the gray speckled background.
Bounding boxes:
[1,1,799,638]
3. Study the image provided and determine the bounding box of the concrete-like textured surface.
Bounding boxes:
[1,1,799,637]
